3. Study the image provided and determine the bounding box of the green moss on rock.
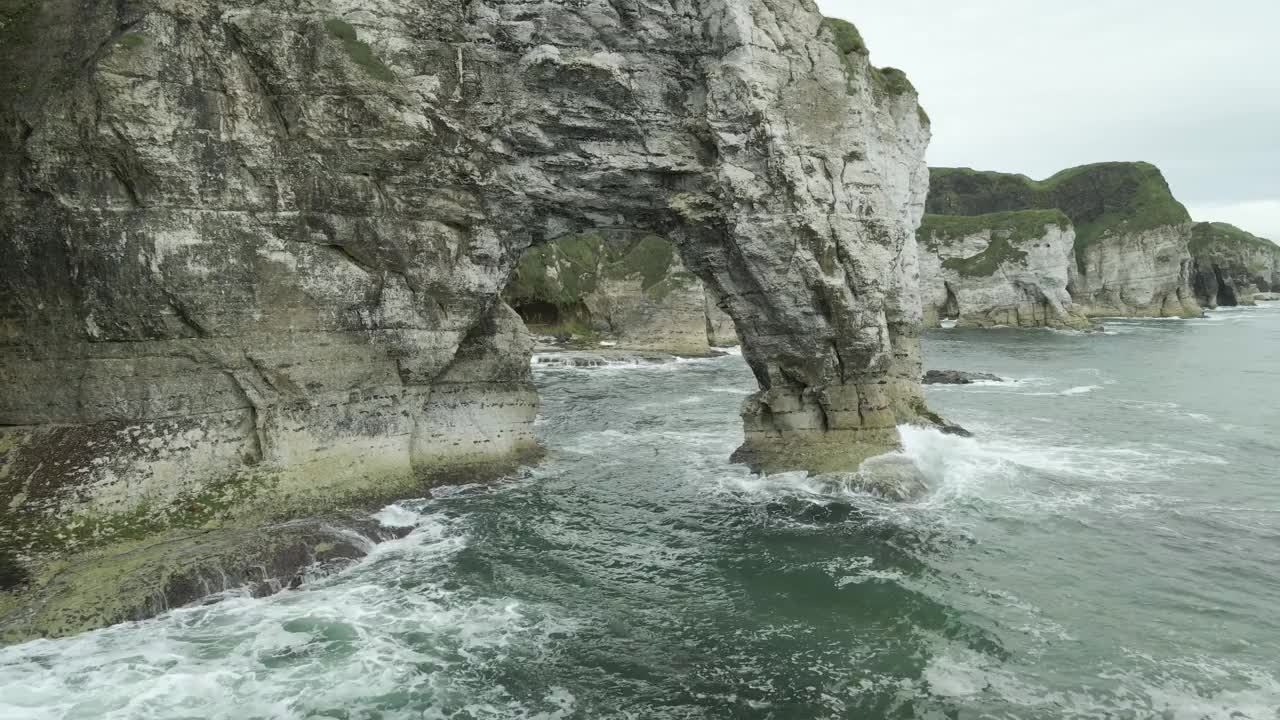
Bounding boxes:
[919,209,1071,249]
[821,17,868,57]
[919,210,1069,278]
[324,18,395,83]
[115,32,145,49]
[871,66,915,98]
[927,162,1191,273]
[821,14,926,125]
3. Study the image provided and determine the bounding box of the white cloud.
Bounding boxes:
[1187,200,1280,243]
[813,0,1280,209]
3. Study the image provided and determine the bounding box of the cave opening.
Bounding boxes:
[511,300,595,336]
[1213,266,1238,307]
[942,282,961,319]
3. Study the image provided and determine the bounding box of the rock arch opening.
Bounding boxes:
[1,0,938,608]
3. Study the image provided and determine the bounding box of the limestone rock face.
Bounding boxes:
[506,230,712,354]
[1188,222,1280,307]
[704,295,740,347]
[927,163,1202,319]
[1,0,932,577]
[917,211,1090,329]
[1069,224,1202,318]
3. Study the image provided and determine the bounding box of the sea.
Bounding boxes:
[2,305,1278,719]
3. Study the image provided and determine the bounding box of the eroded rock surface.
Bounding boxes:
[2,0,934,633]
[917,210,1091,329]
[507,230,713,354]
[927,163,1202,319]
[1188,222,1280,307]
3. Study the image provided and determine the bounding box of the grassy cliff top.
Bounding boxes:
[1189,222,1280,255]
[820,16,927,122]
[927,162,1191,267]
[918,210,1070,278]
[918,210,1071,248]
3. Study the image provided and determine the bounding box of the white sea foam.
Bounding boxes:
[1058,384,1101,395]
[917,646,1280,719]
[373,503,424,528]
[0,507,574,720]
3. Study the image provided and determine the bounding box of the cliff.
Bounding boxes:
[1188,222,1280,307]
[0,0,932,635]
[506,230,714,354]
[917,210,1091,329]
[927,163,1202,318]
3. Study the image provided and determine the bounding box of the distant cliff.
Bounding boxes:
[1188,222,1280,307]
[926,163,1202,319]
[916,210,1090,329]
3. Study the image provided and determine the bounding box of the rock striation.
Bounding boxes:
[1,0,935,631]
[1188,222,1280,307]
[917,210,1091,329]
[926,163,1202,319]
[506,230,714,354]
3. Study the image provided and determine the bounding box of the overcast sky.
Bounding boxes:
[814,0,1280,240]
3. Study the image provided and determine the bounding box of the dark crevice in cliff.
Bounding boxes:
[1212,265,1238,307]
[222,371,265,464]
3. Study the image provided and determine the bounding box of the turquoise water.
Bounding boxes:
[1,306,1278,719]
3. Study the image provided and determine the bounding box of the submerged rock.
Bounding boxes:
[926,163,1203,319]
[924,370,1004,385]
[0,515,409,644]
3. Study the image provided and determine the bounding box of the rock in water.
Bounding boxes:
[841,454,930,501]
[926,163,1203,319]
[923,370,1004,385]
[1188,222,1280,307]
[0,0,936,633]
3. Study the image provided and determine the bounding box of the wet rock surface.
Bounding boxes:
[0,514,408,644]
[923,370,1004,385]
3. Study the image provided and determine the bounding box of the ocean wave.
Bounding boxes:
[0,506,576,720]
[917,646,1280,719]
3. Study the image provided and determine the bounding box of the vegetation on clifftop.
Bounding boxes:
[821,17,867,57]
[918,210,1070,277]
[820,15,927,121]
[927,162,1191,273]
[1189,221,1278,255]
[918,209,1070,249]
